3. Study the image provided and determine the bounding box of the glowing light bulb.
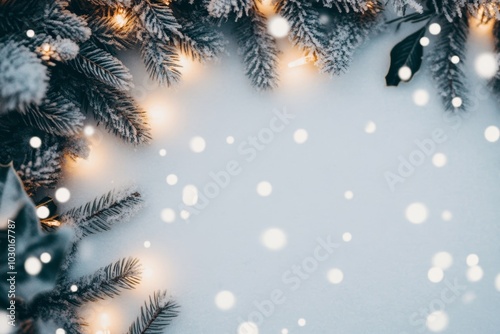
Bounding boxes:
[398,66,412,81]
[25,257,42,276]
[288,55,314,68]
[267,15,290,38]
[84,125,95,136]
[420,37,430,46]
[26,29,35,38]
[429,23,441,35]
[113,12,127,27]
[55,187,71,203]
[40,252,52,263]
[36,206,50,219]
[30,136,42,148]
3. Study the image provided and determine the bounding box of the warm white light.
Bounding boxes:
[344,190,354,200]
[26,29,35,38]
[298,318,306,327]
[55,329,66,334]
[405,202,428,224]
[432,252,453,270]
[267,15,290,38]
[256,181,272,197]
[36,206,50,219]
[144,241,151,248]
[55,187,71,203]
[451,97,462,108]
[25,257,42,276]
[29,136,42,148]
[466,254,479,266]
[83,125,95,136]
[113,13,127,27]
[143,267,154,279]
[261,228,286,250]
[281,329,289,334]
[398,66,412,81]
[413,89,430,106]
[293,129,308,144]
[180,210,191,220]
[450,55,460,64]
[166,174,178,185]
[189,136,206,153]
[495,273,500,291]
[466,265,483,282]
[475,52,498,79]
[99,313,110,328]
[342,232,352,242]
[215,290,236,310]
[441,210,452,221]
[364,121,376,134]
[432,153,447,167]
[428,267,444,283]
[327,268,344,284]
[429,23,441,35]
[288,55,314,68]
[420,37,430,46]
[238,322,259,334]
[182,185,198,206]
[159,149,167,156]
[426,311,448,332]
[161,208,176,223]
[70,284,78,292]
[40,252,52,263]
[226,136,235,144]
[484,125,500,142]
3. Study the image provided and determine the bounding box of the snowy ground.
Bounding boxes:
[60,22,500,334]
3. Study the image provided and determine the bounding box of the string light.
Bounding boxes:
[40,252,52,263]
[55,187,71,203]
[26,29,35,38]
[113,9,128,28]
[30,136,42,148]
[36,206,50,219]
[84,125,95,136]
[288,55,314,68]
[267,15,290,38]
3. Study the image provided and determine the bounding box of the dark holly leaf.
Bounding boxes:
[385,27,426,86]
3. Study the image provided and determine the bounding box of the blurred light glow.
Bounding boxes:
[267,15,290,38]
[344,190,354,200]
[432,153,447,167]
[495,273,500,291]
[159,149,167,156]
[467,265,483,282]
[36,206,50,219]
[29,136,42,148]
[180,210,191,220]
[429,23,441,35]
[26,29,35,38]
[298,318,306,327]
[484,125,500,142]
[441,210,452,221]
[405,202,428,224]
[342,232,352,242]
[261,228,286,250]
[420,37,430,46]
[428,267,444,283]
[161,208,176,223]
[182,185,199,206]
[450,55,460,64]
[398,66,412,81]
[256,181,272,197]
[432,252,453,270]
[426,311,448,332]
[55,187,71,203]
[215,290,236,310]
[84,125,95,136]
[226,136,235,144]
[55,329,66,334]
[190,136,206,153]
[40,252,52,263]
[365,121,376,134]
[70,284,78,292]
[475,53,498,79]
[451,97,462,108]
[238,322,259,334]
[293,129,308,144]
[166,174,178,185]
[288,55,314,68]
[327,268,344,284]
[466,254,479,266]
[25,257,42,276]
[281,329,289,334]
[413,89,429,106]
[144,241,151,248]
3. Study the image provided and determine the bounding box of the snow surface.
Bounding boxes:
[60,24,500,334]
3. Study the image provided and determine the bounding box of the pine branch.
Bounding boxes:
[134,0,182,41]
[22,91,85,137]
[83,83,152,144]
[207,0,253,19]
[43,1,91,43]
[127,290,180,334]
[489,20,500,102]
[61,189,143,238]
[16,144,62,194]
[141,35,182,86]
[391,0,424,16]
[51,258,142,306]
[429,0,467,22]
[426,13,469,111]
[276,0,327,58]
[68,41,133,91]
[321,0,374,13]
[235,8,279,90]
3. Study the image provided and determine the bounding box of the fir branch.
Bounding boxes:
[134,0,182,41]
[22,91,85,137]
[68,41,133,91]
[276,0,327,58]
[52,257,142,306]
[391,0,424,16]
[61,189,143,238]
[489,20,500,102]
[17,144,62,194]
[207,0,253,19]
[426,13,469,111]
[141,35,182,86]
[83,83,152,144]
[235,8,280,90]
[43,1,91,43]
[127,290,180,334]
